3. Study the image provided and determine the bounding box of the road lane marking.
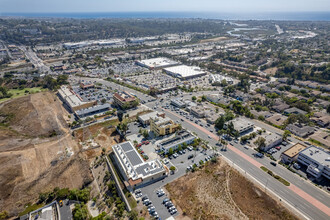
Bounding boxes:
[163,108,330,217]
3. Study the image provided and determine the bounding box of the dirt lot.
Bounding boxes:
[264,67,278,75]
[200,36,228,43]
[0,92,93,216]
[166,159,299,220]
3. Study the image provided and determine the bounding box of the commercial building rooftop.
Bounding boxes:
[113,142,165,181]
[282,143,307,158]
[113,91,136,102]
[152,116,173,127]
[164,65,206,80]
[231,118,254,134]
[75,103,111,117]
[299,146,330,167]
[136,57,179,69]
[159,130,196,151]
[58,85,84,108]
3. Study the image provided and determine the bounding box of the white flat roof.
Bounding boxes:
[138,57,179,69]
[164,65,206,78]
[58,86,84,107]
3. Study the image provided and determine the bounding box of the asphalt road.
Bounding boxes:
[74,76,330,220]
[59,199,72,220]
[157,106,330,220]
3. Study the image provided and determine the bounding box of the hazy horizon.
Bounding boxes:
[0,0,329,14]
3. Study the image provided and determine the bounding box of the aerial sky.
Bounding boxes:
[0,0,329,13]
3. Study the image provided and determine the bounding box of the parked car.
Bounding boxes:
[163,198,170,204]
[188,154,194,159]
[170,209,177,215]
[255,153,264,158]
[270,161,277,166]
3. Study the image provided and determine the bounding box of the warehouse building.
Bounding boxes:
[112,142,167,189]
[136,57,179,70]
[163,65,207,80]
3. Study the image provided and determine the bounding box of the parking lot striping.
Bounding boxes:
[163,108,330,217]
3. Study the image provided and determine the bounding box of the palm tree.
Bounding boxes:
[217,129,224,145]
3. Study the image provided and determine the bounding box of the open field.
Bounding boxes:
[200,36,228,43]
[0,87,47,103]
[166,159,299,220]
[0,92,93,216]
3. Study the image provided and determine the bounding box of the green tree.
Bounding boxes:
[168,148,174,156]
[215,115,225,130]
[283,130,291,141]
[254,137,266,150]
[258,115,265,121]
[170,166,176,171]
[72,203,89,220]
[142,129,149,139]
[227,121,235,136]
[128,210,138,220]
[192,96,197,101]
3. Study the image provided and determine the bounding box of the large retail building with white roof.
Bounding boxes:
[163,65,207,80]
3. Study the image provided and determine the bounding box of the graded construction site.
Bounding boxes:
[166,159,299,220]
[0,92,93,216]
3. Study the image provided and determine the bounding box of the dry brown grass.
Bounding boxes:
[0,92,93,216]
[264,67,278,75]
[166,159,299,220]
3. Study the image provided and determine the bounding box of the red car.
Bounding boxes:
[145,141,150,145]
[137,143,142,147]
[275,146,281,150]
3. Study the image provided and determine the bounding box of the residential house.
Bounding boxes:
[286,124,315,138]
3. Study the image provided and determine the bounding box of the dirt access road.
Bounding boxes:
[0,92,92,216]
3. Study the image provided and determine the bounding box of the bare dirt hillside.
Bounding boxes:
[166,159,299,220]
[0,92,93,216]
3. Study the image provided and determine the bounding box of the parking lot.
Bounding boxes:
[110,62,148,76]
[72,85,113,104]
[135,148,214,220]
[126,71,181,91]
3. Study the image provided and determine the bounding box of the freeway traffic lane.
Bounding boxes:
[161,107,330,219]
